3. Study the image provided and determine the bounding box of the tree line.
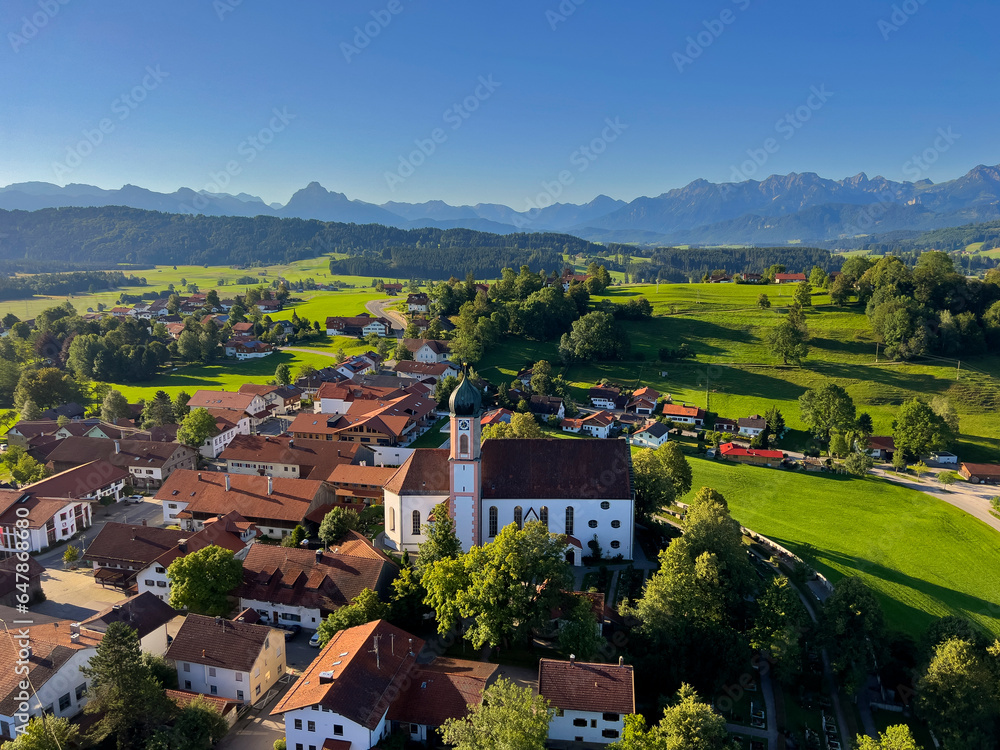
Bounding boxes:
[628,246,841,283]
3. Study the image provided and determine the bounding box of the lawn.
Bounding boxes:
[407,417,449,449]
[680,457,1000,638]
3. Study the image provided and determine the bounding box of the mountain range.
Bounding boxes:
[3,163,999,246]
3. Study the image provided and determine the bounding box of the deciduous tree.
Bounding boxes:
[820,577,886,695]
[892,398,953,460]
[167,545,243,616]
[416,502,462,574]
[855,725,922,750]
[3,715,81,750]
[318,507,360,547]
[439,678,552,750]
[917,638,998,750]
[799,383,856,442]
[177,407,219,449]
[315,588,389,647]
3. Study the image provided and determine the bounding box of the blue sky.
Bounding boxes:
[1,0,996,207]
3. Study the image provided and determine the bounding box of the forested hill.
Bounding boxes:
[0,206,600,273]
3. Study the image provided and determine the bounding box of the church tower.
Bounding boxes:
[448,371,483,552]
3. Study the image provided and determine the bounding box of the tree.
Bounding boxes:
[482,412,544,440]
[394,340,414,361]
[557,594,604,662]
[81,621,171,749]
[929,395,960,437]
[529,360,553,396]
[19,399,40,421]
[318,507,360,547]
[820,577,886,695]
[799,383,856,442]
[315,588,389,647]
[764,406,785,437]
[177,407,220,449]
[558,311,629,363]
[757,293,771,309]
[101,389,131,423]
[2,715,81,750]
[613,684,735,750]
[855,725,922,750]
[177,329,201,361]
[168,694,231,750]
[893,398,953,460]
[917,638,997,750]
[439,678,552,750]
[142,390,175,428]
[767,315,809,365]
[63,544,80,566]
[844,451,875,477]
[274,363,292,385]
[14,367,81,409]
[632,450,676,520]
[793,281,814,307]
[809,266,829,289]
[5,448,49,485]
[173,391,192,421]
[749,577,807,685]
[166,545,243,616]
[422,556,470,636]
[829,432,850,457]
[830,273,852,305]
[416,502,462,574]
[280,524,307,548]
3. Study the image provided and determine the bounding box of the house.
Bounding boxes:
[23,460,129,503]
[589,386,623,410]
[774,272,808,284]
[300,393,437,447]
[529,395,566,420]
[0,555,43,607]
[0,490,95,555]
[295,366,345,395]
[737,415,767,438]
[45,437,197,490]
[401,338,452,363]
[714,417,739,434]
[40,402,86,422]
[187,390,270,452]
[631,421,670,449]
[257,299,283,313]
[237,545,396,631]
[166,613,286,704]
[865,436,896,461]
[719,442,784,467]
[538,657,634,745]
[225,340,275,360]
[314,382,402,414]
[393,360,459,383]
[626,386,659,416]
[406,293,430,313]
[136,512,258,601]
[84,522,187,590]
[201,412,241,459]
[383,283,403,294]
[0,620,103,739]
[323,464,399,505]
[239,384,302,415]
[336,354,380,380]
[155,470,334,540]
[325,314,392,337]
[110,306,135,318]
[661,404,706,427]
[563,410,615,439]
[481,408,513,427]
[707,273,732,283]
[959,462,1000,484]
[80,592,179,656]
[741,272,763,283]
[221,435,370,479]
[386,657,499,743]
[383,377,635,564]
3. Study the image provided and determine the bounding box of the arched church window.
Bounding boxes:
[412,510,421,536]
[389,507,395,532]
[489,506,498,537]
[514,506,523,530]
[539,506,548,529]
[459,434,469,456]
[565,507,574,536]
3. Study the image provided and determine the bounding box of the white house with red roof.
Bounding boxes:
[539,657,635,745]
[661,403,706,427]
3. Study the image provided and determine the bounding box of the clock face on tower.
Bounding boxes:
[458,419,470,430]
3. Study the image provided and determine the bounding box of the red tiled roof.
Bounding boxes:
[329,529,397,565]
[960,462,1000,477]
[220,435,357,477]
[384,449,450,495]
[24,460,129,497]
[719,442,783,459]
[0,491,85,530]
[867,436,896,451]
[166,689,239,716]
[775,273,808,281]
[84,522,187,567]
[154,471,326,524]
[271,620,425,729]
[166,613,277,672]
[187,390,258,412]
[481,439,632,500]
[387,657,498,727]
[662,404,704,419]
[327,464,398,488]
[538,658,635,714]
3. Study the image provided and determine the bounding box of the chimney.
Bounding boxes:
[288,439,294,448]
[318,671,334,684]
[142,519,147,526]
[215,617,222,627]
[619,656,624,667]
[225,475,231,492]
[114,440,121,454]
[267,476,273,495]
[198,472,202,481]
[178,539,188,553]
[70,633,79,642]
[569,654,576,665]
[202,649,206,658]
[70,622,80,636]
[315,549,323,562]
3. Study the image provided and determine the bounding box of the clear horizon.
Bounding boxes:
[2,0,997,207]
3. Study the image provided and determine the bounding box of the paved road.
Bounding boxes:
[365,297,407,334]
[871,465,1000,533]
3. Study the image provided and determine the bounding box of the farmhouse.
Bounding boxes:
[401,338,452,363]
[719,442,784,466]
[589,386,626,410]
[314,381,402,414]
[530,395,566,420]
[393,360,459,383]
[220,435,369,479]
[774,272,808,284]
[225,340,274,360]
[626,386,659,415]
[406,292,430,312]
[661,404,706,427]
[238,383,303,415]
[959,462,1000,484]
[714,417,739,434]
[325,314,392,337]
[865,436,896,461]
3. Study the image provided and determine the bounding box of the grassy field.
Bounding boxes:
[681,457,1000,639]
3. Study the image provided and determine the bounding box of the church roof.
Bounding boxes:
[383,449,450,495]
[448,374,481,416]
[481,438,632,500]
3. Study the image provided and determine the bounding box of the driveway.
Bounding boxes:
[33,566,126,621]
[218,674,296,750]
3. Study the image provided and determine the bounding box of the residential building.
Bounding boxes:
[0,491,94,555]
[393,360,458,383]
[530,395,566,420]
[626,386,659,416]
[45,438,197,490]
[383,378,635,564]
[405,293,429,313]
[631,421,670,449]
[562,411,615,439]
[187,390,270,431]
[737,415,767,438]
[400,338,452,363]
[299,392,437,447]
[336,354,380,380]
[325,464,399,504]
[239,384,303,415]
[774,272,808,284]
[714,417,739,434]
[225,340,274,360]
[661,404,706,427]
[237,545,396,631]
[295,367,345,395]
[538,657,634,746]
[84,522,187,590]
[719,442,784,466]
[0,621,103,739]
[314,382,402,414]
[80,592,178,656]
[865,436,896,461]
[221,435,369,479]
[155,471,334,539]
[325,314,392,337]
[23,460,129,502]
[166,614,286,704]
[40,403,87,421]
[481,408,513,427]
[589,386,623,410]
[959,462,1000,484]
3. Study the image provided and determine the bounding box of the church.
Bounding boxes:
[382,374,635,564]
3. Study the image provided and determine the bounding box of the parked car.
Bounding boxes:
[125,495,144,504]
[282,624,302,641]
[309,631,321,648]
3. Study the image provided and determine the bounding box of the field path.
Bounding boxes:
[871,467,1000,533]
[282,347,345,360]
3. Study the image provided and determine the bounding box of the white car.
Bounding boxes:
[309,631,321,647]
[125,495,144,504]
